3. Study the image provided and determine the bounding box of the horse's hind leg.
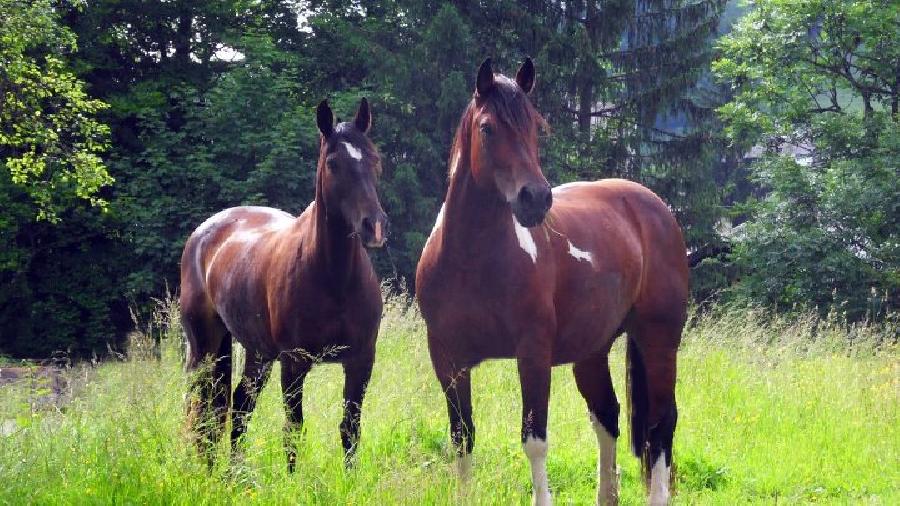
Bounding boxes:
[230,350,273,458]
[280,353,312,472]
[626,320,681,506]
[573,351,620,505]
[340,349,374,465]
[183,306,232,467]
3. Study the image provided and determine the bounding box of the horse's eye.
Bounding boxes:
[479,123,493,136]
[326,157,340,171]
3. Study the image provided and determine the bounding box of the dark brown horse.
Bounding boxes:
[416,59,688,505]
[180,98,387,470]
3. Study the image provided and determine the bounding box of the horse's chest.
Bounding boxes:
[418,257,546,358]
[274,288,379,360]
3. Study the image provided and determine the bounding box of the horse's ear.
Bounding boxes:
[475,57,494,97]
[354,97,371,133]
[316,100,334,138]
[516,57,535,94]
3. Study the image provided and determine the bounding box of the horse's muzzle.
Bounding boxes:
[361,214,389,248]
[512,183,552,228]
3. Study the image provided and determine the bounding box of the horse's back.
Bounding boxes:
[550,179,688,325]
[181,206,298,293]
[180,206,302,347]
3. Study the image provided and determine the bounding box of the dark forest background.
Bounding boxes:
[2,0,897,357]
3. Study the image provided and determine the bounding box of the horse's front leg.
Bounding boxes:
[428,337,474,481]
[518,337,553,506]
[280,353,312,473]
[340,348,374,466]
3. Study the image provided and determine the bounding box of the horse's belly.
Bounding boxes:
[215,285,276,353]
[552,270,632,363]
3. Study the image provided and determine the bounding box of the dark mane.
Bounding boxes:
[449,74,547,177]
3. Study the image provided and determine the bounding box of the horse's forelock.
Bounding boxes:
[448,77,546,179]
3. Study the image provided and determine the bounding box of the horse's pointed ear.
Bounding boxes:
[354,97,371,133]
[316,100,334,138]
[516,57,535,94]
[475,57,495,97]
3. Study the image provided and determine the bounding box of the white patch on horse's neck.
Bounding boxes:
[512,213,538,263]
[590,413,619,505]
[342,141,363,161]
[524,436,552,506]
[448,149,460,178]
[424,202,445,249]
[567,239,594,266]
[648,455,670,506]
[551,181,591,195]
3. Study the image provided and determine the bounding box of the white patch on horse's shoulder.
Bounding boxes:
[567,239,594,266]
[512,214,538,263]
[523,436,551,506]
[305,200,315,212]
[648,455,670,506]
[342,141,363,161]
[449,149,460,178]
[424,202,445,249]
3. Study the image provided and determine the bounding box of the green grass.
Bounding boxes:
[0,298,897,504]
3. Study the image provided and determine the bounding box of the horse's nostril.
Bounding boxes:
[362,217,375,234]
[519,186,532,203]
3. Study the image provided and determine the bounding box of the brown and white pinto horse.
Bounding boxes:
[416,59,688,505]
[180,99,387,470]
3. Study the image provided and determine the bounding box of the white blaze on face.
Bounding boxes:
[524,436,552,506]
[567,239,594,266]
[590,413,619,505]
[648,455,670,506]
[342,141,363,161]
[512,213,538,263]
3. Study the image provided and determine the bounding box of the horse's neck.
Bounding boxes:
[441,168,515,254]
[309,189,361,288]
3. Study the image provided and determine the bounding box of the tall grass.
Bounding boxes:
[0,295,896,504]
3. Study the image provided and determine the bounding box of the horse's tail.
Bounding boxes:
[626,334,651,485]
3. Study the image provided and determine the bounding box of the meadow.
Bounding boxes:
[0,296,897,505]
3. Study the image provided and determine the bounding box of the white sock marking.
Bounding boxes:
[567,239,594,266]
[590,414,618,505]
[648,455,670,506]
[342,141,363,161]
[512,213,538,263]
[524,436,552,506]
[457,452,472,482]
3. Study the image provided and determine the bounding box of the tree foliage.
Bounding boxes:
[8,0,894,356]
[714,0,899,318]
[0,0,119,356]
[0,0,112,221]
